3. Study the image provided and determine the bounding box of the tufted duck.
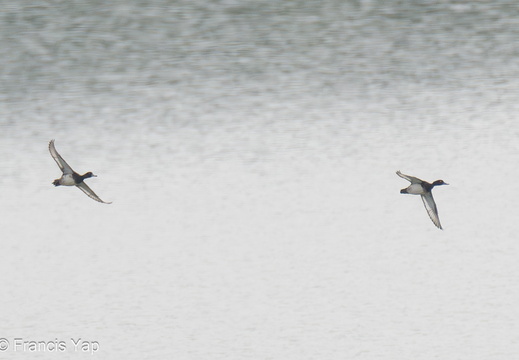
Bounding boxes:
[396,170,447,229]
[49,140,111,204]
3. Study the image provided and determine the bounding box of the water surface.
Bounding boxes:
[1,1,519,359]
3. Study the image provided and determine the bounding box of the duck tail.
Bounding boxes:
[400,188,408,194]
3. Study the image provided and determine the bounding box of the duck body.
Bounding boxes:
[400,183,429,195]
[53,172,95,187]
[49,140,111,204]
[396,170,448,229]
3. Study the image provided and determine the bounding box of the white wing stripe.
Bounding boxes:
[421,193,442,229]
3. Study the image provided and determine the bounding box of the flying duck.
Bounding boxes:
[396,170,447,229]
[49,139,111,204]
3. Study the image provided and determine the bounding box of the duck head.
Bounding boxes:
[432,179,448,186]
[81,172,97,179]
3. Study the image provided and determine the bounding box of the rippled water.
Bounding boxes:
[1,1,519,359]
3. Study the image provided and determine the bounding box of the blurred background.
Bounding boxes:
[1,1,519,359]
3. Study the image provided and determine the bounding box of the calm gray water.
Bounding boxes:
[2,1,519,359]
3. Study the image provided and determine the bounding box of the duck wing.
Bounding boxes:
[76,182,112,204]
[421,192,442,229]
[49,140,74,175]
[396,170,424,184]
